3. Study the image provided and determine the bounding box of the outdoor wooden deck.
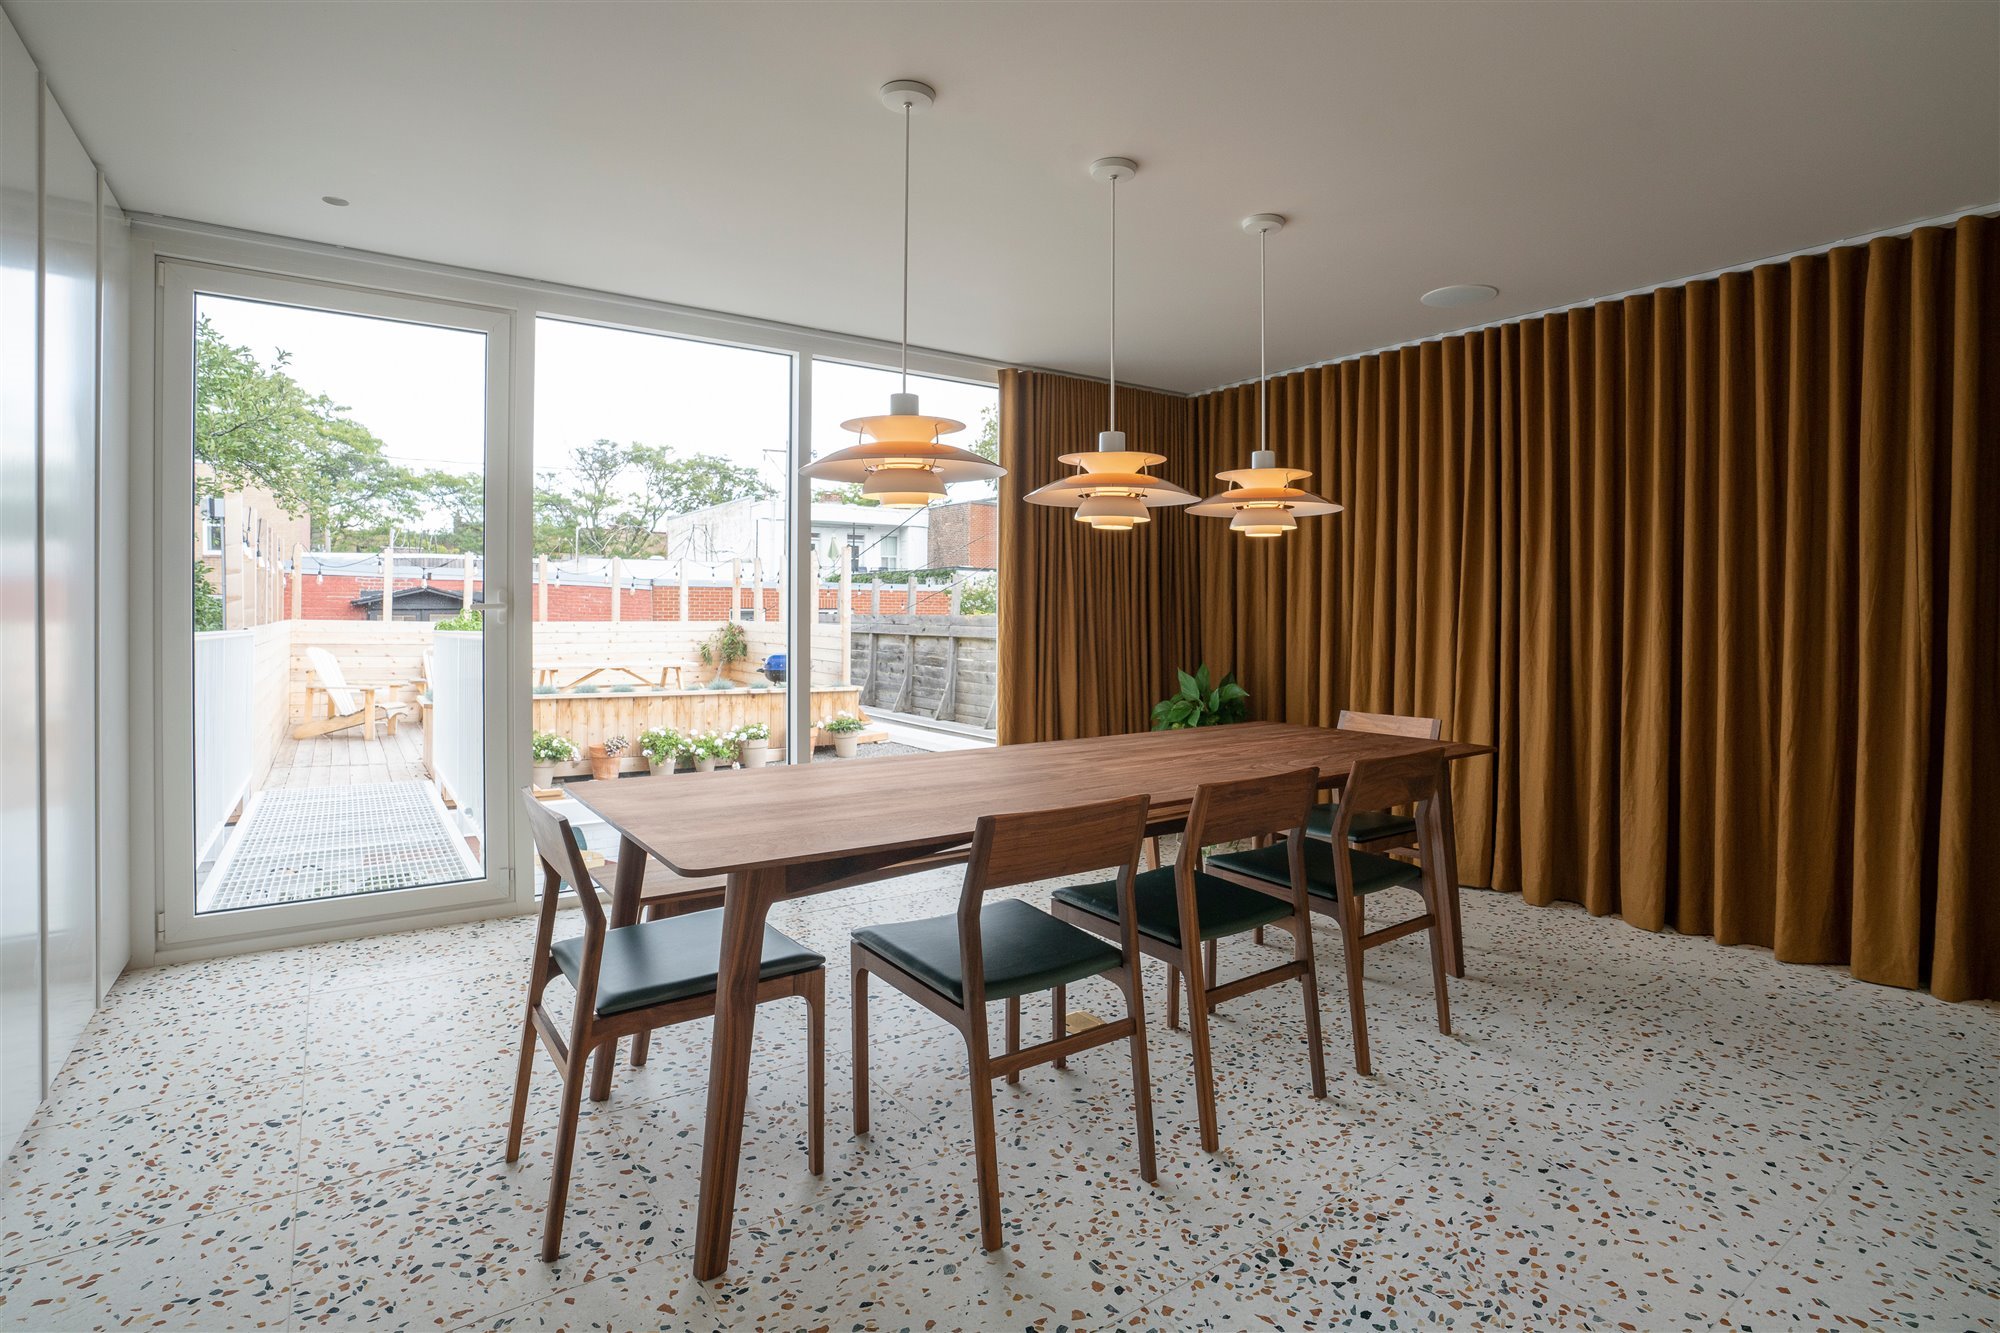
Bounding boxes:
[264,721,427,789]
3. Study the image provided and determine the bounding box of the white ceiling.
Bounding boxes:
[9,1,1996,393]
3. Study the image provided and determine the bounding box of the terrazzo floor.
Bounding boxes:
[2,864,1995,1331]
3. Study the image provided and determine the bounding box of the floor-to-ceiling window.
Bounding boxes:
[526,318,800,852]
[808,360,1000,750]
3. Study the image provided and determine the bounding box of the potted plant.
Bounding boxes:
[1150,665,1250,730]
[588,734,629,781]
[731,722,772,769]
[688,731,734,773]
[700,621,750,686]
[639,727,683,776]
[820,711,866,758]
[531,731,578,788]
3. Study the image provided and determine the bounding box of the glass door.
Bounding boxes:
[157,263,514,945]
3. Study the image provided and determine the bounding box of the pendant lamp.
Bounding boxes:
[1023,158,1195,531]
[801,80,1002,507]
[1188,214,1341,536]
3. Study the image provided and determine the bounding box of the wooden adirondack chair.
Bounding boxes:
[294,646,410,740]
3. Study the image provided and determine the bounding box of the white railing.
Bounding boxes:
[430,632,484,835]
[194,630,255,864]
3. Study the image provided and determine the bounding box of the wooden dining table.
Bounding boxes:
[568,720,1492,1279]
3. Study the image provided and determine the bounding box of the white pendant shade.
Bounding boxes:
[1023,159,1193,533]
[801,81,1003,506]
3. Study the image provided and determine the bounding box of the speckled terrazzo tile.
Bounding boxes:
[300,1047,564,1186]
[1123,1225,1490,1331]
[305,966,528,1070]
[1731,1157,2000,1329]
[46,999,310,1116]
[102,948,314,1012]
[0,1197,296,1331]
[0,1076,305,1267]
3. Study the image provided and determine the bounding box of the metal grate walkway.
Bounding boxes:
[199,781,482,913]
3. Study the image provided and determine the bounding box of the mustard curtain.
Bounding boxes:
[1165,217,1998,1002]
[996,370,1195,744]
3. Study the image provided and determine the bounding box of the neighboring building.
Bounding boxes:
[923,498,997,570]
[193,473,312,630]
[660,495,933,574]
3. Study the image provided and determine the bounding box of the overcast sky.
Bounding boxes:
[198,296,998,511]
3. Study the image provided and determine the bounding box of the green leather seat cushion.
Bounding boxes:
[552,910,824,1017]
[852,898,1124,1005]
[1306,802,1418,844]
[1206,839,1424,901]
[1050,865,1294,948]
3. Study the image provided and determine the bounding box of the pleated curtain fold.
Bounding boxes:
[998,215,1998,1001]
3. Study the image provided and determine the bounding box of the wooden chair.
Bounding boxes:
[1050,768,1328,1153]
[850,794,1158,1251]
[1252,709,1464,977]
[1207,752,1454,1076]
[293,645,409,740]
[507,791,826,1261]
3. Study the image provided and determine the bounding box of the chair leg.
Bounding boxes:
[540,1036,590,1262]
[851,956,871,1135]
[1116,970,1158,1185]
[1004,995,1023,1086]
[1292,909,1329,1100]
[1165,964,1182,1031]
[1421,882,1454,1037]
[966,1052,1005,1250]
[804,971,825,1175]
[1338,901,1372,1077]
[1144,836,1162,871]
[505,997,538,1163]
[1052,984,1067,1070]
[1253,925,1265,947]
[1203,937,1219,982]
[1183,958,1221,1154]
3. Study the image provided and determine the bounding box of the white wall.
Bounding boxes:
[0,8,129,1154]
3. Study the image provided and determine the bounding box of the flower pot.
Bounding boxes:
[740,740,770,770]
[833,734,858,759]
[587,745,621,781]
[532,763,557,789]
[693,757,718,773]
[643,755,674,777]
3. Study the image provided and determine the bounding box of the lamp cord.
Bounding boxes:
[1109,172,1117,434]
[1259,226,1267,454]
[900,99,911,393]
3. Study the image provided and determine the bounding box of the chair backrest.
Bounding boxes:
[956,793,1150,1011]
[307,646,363,717]
[1184,766,1320,851]
[1336,752,1445,826]
[519,788,607,937]
[1337,708,1442,741]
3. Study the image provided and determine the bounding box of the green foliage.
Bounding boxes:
[818,711,866,735]
[1151,665,1249,731]
[193,560,224,631]
[686,731,737,761]
[639,728,686,765]
[534,439,773,559]
[700,621,749,667]
[571,683,599,695]
[433,607,481,632]
[530,732,578,765]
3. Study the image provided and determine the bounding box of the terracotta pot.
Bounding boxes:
[587,744,621,781]
[833,734,858,758]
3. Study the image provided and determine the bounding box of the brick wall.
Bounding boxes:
[287,574,963,621]
[926,499,998,570]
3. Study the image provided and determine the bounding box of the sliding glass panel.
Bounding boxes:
[807,361,999,757]
[189,294,489,914]
[528,318,792,852]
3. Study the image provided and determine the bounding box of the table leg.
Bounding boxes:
[588,837,651,1102]
[692,865,778,1281]
[1430,780,1467,979]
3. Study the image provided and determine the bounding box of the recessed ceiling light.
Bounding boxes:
[1421,284,1497,308]
[321,195,349,207]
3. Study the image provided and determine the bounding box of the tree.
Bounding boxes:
[193,560,224,631]
[971,403,999,464]
[531,441,773,558]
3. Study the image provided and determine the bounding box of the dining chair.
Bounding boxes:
[1252,709,1463,977]
[1050,768,1328,1153]
[1206,752,1453,1076]
[850,794,1158,1251]
[507,790,827,1262]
